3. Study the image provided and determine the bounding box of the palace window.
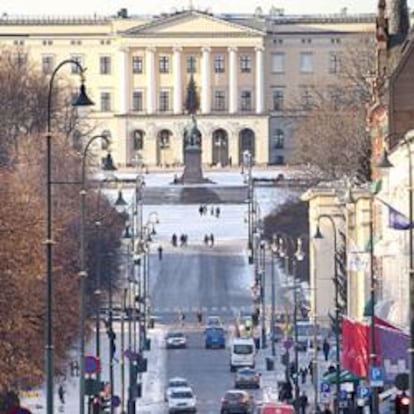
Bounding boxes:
[271,53,285,73]
[299,52,313,73]
[159,56,170,73]
[214,55,225,73]
[71,55,83,74]
[100,92,111,112]
[214,90,226,111]
[329,52,340,74]
[132,91,143,112]
[42,55,54,74]
[240,55,252,73]
[132,56,143,74]
[272,89,284,111]
[132,130,144,151]
[241,90,252,111]
[187,55,197,73]
[100,56,111,75]
[159,90,170,112]
[273,129,285,149]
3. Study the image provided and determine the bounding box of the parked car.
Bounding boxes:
[234,367,260,389]
[165,377,189,402]
[166,332,187,349]
[167,386,197,413]
[220,390,255,414]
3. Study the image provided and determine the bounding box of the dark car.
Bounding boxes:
[234,368,260,389]
[220,390,255,414]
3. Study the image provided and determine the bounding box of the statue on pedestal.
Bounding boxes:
[184,115,202,149]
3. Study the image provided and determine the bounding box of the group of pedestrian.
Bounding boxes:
[203,233,215,247]
[198,205,221,218]
[171,233,188,247]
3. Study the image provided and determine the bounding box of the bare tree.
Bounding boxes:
[290,36,376,182]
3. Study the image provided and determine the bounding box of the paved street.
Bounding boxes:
[20,171,304,413]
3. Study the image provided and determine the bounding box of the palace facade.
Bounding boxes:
[0,7,375,167]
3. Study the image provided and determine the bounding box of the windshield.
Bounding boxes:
[171,391,193,399]
[169,380,188,388]
[233,344,254,355]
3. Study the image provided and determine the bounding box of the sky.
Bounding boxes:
[1,0,414,17]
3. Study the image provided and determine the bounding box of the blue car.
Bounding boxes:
[205,327,225,349]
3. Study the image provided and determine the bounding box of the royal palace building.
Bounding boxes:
[0,7,375,167]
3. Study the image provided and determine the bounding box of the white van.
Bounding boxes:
[230,337,256,372]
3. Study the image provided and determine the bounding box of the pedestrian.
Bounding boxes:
[300,367,307,384]
[203,205,207,215]
[210,206,214,216]
[322,338,330,362]
[198,205,203,216]
[204,234,209,246]
[58,383,65,405]
[196,310,202,325]
[157,245,163,260]
[210,233,214,247]
[171,233,177,247]
[215,206,220,218]
[179,310,186,327]
[229,156,232,167]
[180,234,185,246]
[308,360,313,381]
[70,360,79,377]
[298,390,308,414]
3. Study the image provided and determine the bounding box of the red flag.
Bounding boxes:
[341,317,369,377]
[374,316,401,331]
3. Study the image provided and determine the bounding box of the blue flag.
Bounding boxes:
[388,205,413,230]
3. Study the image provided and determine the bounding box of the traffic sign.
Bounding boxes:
[370,367,384,387]
[357,385,370,399]
[320,382,331,394]
[85,356,100,375]
[111,395,121,408]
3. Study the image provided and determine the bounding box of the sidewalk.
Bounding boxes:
[256,343,334,409]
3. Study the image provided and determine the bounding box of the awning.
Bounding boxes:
[323,370,361,384]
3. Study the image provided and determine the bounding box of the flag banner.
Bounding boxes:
[341,317,369,377]
[377,198,413,230]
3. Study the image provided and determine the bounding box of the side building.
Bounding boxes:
[0,8,375,167]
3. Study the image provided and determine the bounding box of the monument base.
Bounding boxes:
[178,147,213,184]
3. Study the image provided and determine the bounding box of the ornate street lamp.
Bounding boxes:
[45,59,94,414]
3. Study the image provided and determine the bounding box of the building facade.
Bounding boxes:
[0,8,375,167]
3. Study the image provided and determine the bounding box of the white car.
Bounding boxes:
[165,377,189,402]
[167,386,197,413]
[166,332,187,349]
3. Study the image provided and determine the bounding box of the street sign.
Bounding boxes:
[370,367,384,387]
[357,385,370,399]
[320,382,331,394]
[85,356,100,375]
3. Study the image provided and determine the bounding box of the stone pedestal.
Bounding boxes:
[181,147,205,183]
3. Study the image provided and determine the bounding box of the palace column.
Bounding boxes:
[173,46,183,114]
[146,47,156,114]
[228,47,238,114]
[201,46,211,114]
[118,47,129,114]
[255,46,265,114]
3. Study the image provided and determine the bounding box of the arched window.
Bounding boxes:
[159,130,171,149]
[132,130,145,151]
[273,129,285,149]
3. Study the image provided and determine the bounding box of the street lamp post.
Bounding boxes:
[242,150,254,264]
[377,134,414,414]
[259,240,267,349]
[274,233,305,411]
[314,215,341,414]
[79,134,114,414]
[45,59,94,414]
[270,241,277,357]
